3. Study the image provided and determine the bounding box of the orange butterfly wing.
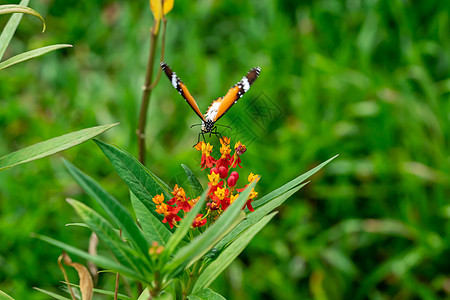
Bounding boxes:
[205,67,261,122]
[161,62,205,121]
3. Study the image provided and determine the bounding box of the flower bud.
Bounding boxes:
[227,175,237,187]
[218,166,228,179]
[230,171,239,181]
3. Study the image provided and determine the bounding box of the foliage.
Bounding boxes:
[0,0,71,69]
[34,137,334,298]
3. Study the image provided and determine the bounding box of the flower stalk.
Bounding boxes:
[137,1,170,165]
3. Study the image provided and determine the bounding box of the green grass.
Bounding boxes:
[0,0,449,299]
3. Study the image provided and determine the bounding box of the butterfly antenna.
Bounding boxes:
[215,124,232,130]
[190,124,202,128]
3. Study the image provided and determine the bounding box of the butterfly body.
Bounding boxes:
[160,62,260,140]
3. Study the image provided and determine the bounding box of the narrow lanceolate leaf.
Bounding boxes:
[0,123,118,171]
[252,155,338,210]
[193,212,277,292]
[0,44,72,70]
[63,160,151,265]
[0,4,46,32]
[187,288,226,300]
[0,0,29,60]
[181,164,204,197]
[64,283,133,300]
[131,191,172,246]
[94,139,171,217]
[0,289,14,300]
[34,234,150,285]
[215,182,308,251]
[137,289,150,300]
[67,198,147,276]
[33,287,70,300]
[60,252,93,300]
[164,181,257,276]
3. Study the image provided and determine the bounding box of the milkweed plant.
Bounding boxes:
[0,1,337,299]
[37,137,336,300]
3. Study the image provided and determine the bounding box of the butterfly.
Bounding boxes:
[160,62,261,142]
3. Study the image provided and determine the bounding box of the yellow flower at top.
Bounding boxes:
[152,193,165,204]
[248,172,260,183]
[149,0,174,33]
[208,172,220,186]
[214,187,226,200]
[220,136,230,146]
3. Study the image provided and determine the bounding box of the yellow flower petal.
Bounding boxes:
[149,0,174,32]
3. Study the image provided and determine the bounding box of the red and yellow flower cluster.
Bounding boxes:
[152,137,259,229]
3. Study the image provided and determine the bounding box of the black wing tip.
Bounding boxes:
[160,61,168,69]
[250,66,261,76]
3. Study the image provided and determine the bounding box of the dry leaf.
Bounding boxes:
[59,252,94,300]
[88,232,99,285]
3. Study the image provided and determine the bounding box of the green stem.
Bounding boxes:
[150,271,161,299]
[184,261,202,298]
[137,26,159,165]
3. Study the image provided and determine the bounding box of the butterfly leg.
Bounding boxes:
[211,126,223,141]
[194,132,204,147]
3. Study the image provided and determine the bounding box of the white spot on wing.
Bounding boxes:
[241,77,250,92]
[171,73,178,88]
[205,101,221,122]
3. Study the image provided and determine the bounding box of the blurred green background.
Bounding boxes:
[1,0,449,299]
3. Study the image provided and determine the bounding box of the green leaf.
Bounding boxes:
[164,181,257,276]
[130,191,172,246]
[0,289,14,300]
[64,282,133,300]
[63,160,151,265]
[0,44,72,70]
[94,139,171,221]
[252,155,338,210]
[181,164,203,197]
[187,288,225,300]
[163,188,208,260]
[0,4,45,32]
[0,0,28,61]
[215,182,308,251]
[137,288,150,300]
[33,233,150,284]
[0,123,118,171]
[193,212,277,292]
[67,198,148,276]
[321,248,358,276]
[33,287,70,300]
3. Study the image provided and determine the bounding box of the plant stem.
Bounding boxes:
[184,261,202,298]
[150,272,161,299]
[114,272,119,300]
[137,27,159,165]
